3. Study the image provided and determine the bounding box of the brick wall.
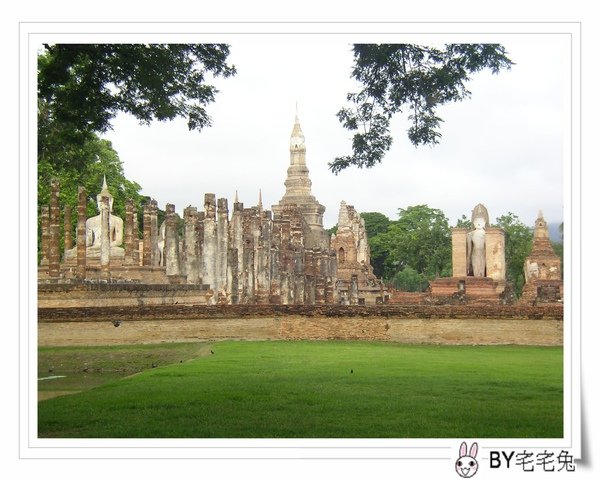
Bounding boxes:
[38,282,211,308]
[38,304,563,347]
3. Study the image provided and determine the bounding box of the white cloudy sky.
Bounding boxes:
[101,33,569,229]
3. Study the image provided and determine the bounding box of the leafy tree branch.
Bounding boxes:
[330,44,513,173]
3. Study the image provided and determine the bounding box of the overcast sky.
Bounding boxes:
[102,33,569,229]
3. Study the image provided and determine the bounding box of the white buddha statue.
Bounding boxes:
[86,176,124,252]
[466,203,489,277]
[65,176,124,261]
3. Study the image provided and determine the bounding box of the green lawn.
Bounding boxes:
[38,340,563,438]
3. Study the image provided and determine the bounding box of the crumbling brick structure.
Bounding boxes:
[519,211,563,305]
[330,201,386,305]
[38,115,385,306]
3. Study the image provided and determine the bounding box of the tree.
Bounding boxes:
[330,44,513,173]
[391,267,430,292]
[359,212,392,278]
[38,44,236,169]
[360,212,391,239]
[38,134,146,259]
[494,213,533,297]
[455,214,471,228]
[39,135,144,218]
[374,205,452,281]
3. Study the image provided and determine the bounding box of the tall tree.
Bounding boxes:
[38,134,146,259]
[38,135,144,219]
[359,211,392,278]
[38,44,236,169]
[330,44,513,173]
[360,212,391,239]
[374,205,452,281]
[494,213,533,297]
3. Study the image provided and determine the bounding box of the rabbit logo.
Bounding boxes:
[455,441,479,478]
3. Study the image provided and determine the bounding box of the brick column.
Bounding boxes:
[142,202,151,266]
[48,180,61,277]
[216,198,229,302]
[202,194,217,300]
[63,205,73,251]
[124,199,134,265]
[451,227,468,277]
[132,203,140,265]
[164,203,181,277]
[150,199,159,266]
[183,206,200,283]
[485,227,506,289]
[40,205,50,266]
[76,187,87,279]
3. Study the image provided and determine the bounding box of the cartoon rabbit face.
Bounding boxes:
[455,442,479,478]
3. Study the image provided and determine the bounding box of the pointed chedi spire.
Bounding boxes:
[96,174,114,211]
[534,209,549,239]
[272,109,327,249]
[290,111,306,159]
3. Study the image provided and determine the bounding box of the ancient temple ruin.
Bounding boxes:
[519,211,563,304]
[430,203,506,302]
[39,115,386,307]
[272,114,329,250]
[331,201,386,304]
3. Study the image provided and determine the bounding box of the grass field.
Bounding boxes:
[38,340,563,438]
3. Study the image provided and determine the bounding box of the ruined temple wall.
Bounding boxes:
[48,185,339,305]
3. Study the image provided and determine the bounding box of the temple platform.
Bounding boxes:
[429,276,502,304]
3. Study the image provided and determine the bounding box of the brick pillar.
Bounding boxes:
[183,206,200,283]
[63,205,73,251]
[132,202,140,266]
[142,202,152,266]
[164,203,181,277]
[100,195,110,278]
[76,187,87,279]
[216,198,229,303]
[143,200,158,267]
[202,194,217,302]
[485,227,506,293]
[451,228,468,277]
[48,179,61,277]
[124,199,134,265]
[40,205,50,266]
[228,248,239,304]
[150,199,159,266]
[230,201,244,302]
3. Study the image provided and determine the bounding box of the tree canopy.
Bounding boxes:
[369,205,452,282]
[37,134,148,260]
[360,212,391,239]
[494,213,533,297]
[330,44,513,173]
[38,44,236,169]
